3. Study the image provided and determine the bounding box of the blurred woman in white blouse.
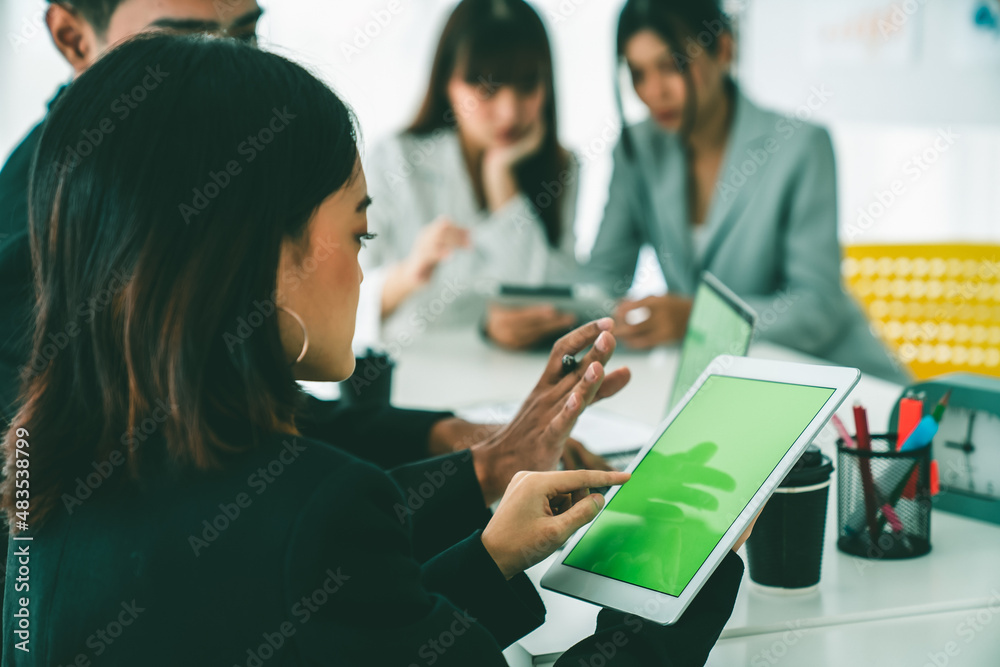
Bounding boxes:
[358,0,580,349]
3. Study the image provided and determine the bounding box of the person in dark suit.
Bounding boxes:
[2,34,747,665]
[0,0,615,626]
[0,0,611,471]
[0,0,261,427]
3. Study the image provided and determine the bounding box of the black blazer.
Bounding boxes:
[0,93,451,473]
[3,424,743,666]
[1,91,742,667]
[0,107,43,424]
[0,93,458,596]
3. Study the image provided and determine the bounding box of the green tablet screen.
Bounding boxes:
[669,280,755,411]
[563,375,835,596]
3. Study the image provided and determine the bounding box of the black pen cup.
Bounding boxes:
[836,433,932,559]
[746,446,834,590]
[338,348,394,408]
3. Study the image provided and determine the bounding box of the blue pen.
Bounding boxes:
[899,390,950,452]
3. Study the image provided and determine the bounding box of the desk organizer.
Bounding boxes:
[837,433,932,559]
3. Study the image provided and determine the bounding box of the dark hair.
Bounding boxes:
[409,0,567,247]
[2,33,359,530]
[49,0,126,36]
[615,0,732,145]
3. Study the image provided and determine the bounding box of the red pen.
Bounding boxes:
[896,392,924,451]
[854,404,872,452]
[831,413,855,448]
[853,404,880,545]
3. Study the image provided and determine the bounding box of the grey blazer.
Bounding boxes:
[585,87,910,383]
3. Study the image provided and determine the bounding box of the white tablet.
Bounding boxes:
[481,283,614,321]
[669,272,757,412]
[541,356,860,625]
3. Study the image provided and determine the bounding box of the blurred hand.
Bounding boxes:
[484,120,546,170]
[481,469,631,579]
[485,304,577,350]
[471,318,632,504]
[481,121,547,210]
[381,217,470,317]
[561,437,613,471]
[614,294,693,349]
[404,217,470,284]
[430,421,612,472]
[732,510,761,553]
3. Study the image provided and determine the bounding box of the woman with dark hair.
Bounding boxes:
[586,0,909,383]
[2,33,748,666]
[358,0,582,352]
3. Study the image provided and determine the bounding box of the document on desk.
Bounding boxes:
[456,403,654,456]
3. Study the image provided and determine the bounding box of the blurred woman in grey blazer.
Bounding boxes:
[358,0,580,350]
[586,0,909,383]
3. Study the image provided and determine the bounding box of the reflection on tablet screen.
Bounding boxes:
[563,375,835,597]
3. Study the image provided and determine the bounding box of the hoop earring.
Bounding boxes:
[278,306,309,365]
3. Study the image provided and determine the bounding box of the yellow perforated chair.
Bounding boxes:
[842,244,1000,380]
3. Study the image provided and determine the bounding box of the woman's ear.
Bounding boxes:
[716,32,735,72]
[46,3,103,76]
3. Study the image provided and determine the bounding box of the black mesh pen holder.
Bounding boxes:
[836,433,932,560]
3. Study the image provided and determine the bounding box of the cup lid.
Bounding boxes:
[780,445,833,487]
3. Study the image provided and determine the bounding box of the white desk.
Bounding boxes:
[309,329,1000,666]
[534,608,1000,667]
[384,328,904,430]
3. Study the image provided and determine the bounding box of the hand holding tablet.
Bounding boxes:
[482,283,615,322]
[485,303,578,350]
[542,356,860,624]
[482,469,631,580]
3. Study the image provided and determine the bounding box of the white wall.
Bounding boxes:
[740,0,1000,243]
[2,0,997,258]
[258,0,630,258]
[0,0,627,259]
[1,1,73,158]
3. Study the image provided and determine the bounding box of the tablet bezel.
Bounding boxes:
[698,272,758,334]
[541,355,860,625]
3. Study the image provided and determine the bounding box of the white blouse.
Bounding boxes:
[356,128,580,347]
[691,222,712,265]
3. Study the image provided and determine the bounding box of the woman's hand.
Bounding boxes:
[732,510,761,553]
[381,217,470,317]
[562,438,613,471]
[470,318,631,504]
[482,469,631,579]
[481,121,546,211]
[429,421,611,471]
[614,294,694,349]
[484,304,577,350]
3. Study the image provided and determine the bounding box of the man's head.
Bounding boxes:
[46,0,262,75]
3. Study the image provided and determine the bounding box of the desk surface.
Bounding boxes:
[531,608,1000,667]
[309,329,1000,666]
[386,328,905,431]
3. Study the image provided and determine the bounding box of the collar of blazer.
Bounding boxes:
[634,85,779,294]
[696,87,783,277]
